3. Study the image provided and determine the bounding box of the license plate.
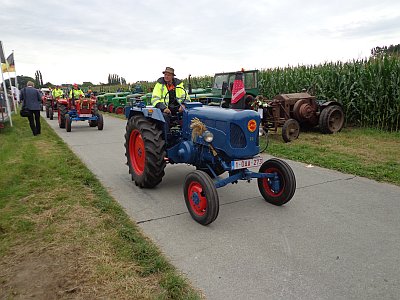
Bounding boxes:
[231,156,263,170]
[79,114,92,118]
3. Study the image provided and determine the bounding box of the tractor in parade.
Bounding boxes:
[124,87,296,225]
[40,88,52,112]
[57,95,104,132]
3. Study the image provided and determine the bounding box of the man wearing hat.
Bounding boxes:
[151,67,190,128]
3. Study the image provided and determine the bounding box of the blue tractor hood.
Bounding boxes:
[183,106,260,159]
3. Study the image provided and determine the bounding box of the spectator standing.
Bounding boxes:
[20,81,42,136]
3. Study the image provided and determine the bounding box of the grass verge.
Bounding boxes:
[262,127,400,186]
[0,116,201,299]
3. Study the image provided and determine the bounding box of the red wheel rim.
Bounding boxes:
[116,107,123,114]
[129,129,145,175]
[108,104,114,113]
[262,167,284,197]
[187,181,207,216]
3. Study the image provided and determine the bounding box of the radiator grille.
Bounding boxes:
[230,123,246,148]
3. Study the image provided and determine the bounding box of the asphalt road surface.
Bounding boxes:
[43,112,400,300]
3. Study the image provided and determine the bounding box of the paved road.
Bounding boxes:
[43,113,400,300]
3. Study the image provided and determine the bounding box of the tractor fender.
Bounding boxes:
[319,100,342,110]
[125,106,166,123]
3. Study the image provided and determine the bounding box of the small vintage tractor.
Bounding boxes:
[110,93,131,114]
[124,88,296,225]
[40,88,52,112]
[259,92,345,142]
[57,96,104,132]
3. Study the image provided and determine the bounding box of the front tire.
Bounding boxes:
[97,113,104,130]
[115,106,124,114]
[65,114,71,132]
[184,170,219,225]
[49,107,53,120]
[257,158,296,206]
[125,115,166,188]
[282,118,300,143]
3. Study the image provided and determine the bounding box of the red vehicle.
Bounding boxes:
[57,96,103,131]
[40,88,52,111]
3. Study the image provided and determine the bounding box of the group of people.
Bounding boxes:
[20,82,86,136]
[20,67,190,136]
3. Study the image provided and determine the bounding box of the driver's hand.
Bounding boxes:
[164,108,171,114]
[178,105,185,113]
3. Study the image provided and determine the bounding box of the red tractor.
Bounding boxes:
[40,89,52,112]
[57,96,103,132]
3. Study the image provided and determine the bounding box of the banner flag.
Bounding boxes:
[6,53,15,72]
[231,72,245,104]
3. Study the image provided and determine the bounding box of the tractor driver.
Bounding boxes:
[69,83,85,105]
[151,67,190,129]
[52,85,63,99]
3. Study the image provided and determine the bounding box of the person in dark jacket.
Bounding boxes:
[20,81,42,136]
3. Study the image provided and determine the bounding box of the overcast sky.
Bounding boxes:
[1,0,399,85]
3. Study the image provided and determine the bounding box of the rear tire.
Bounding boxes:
[184,170,219,225]
[125,115,166,188]
[319,105,345,134]
[257,158,296,206]
[58,105,67,128]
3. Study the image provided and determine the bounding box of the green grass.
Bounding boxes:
[262,127,400,185]
[0,116,201,299]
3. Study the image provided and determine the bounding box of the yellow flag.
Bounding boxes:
[1,62,8,72]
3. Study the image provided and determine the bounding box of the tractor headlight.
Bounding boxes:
[203,130,214,143]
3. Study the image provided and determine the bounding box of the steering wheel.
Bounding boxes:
[163,86,188,112]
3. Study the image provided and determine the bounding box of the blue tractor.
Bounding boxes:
[124,89,296,225]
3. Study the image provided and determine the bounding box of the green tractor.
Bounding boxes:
[109,92,131,114]
[101,93,118,112]
[101,92,129,113]
[189,70,259,107]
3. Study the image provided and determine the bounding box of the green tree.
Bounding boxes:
[371,44,400,57]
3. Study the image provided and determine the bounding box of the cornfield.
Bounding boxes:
[91,56,399,131]
[258,56,400,131]
[183,75,213,89]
